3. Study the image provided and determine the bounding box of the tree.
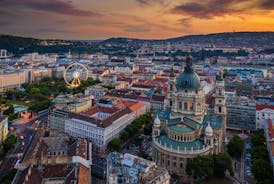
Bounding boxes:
[186,155,214,179]
[214,153,233,177]
[107,138,122,151]
[120,130,129,142]
[144,123,152,135]
[251,146,268,160]
[251,129,265,145]
[30,87,41,94]
[251,159,272,181]
[0,169,17,184]
[227,136,244,158]
[4,105,14,115]
[2,135,17,153]
[138,151,149,159]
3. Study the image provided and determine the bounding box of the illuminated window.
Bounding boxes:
[189,102,193,110]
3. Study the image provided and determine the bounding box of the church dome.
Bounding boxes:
[205,122,213,137]
[176,57,201,90]
[154,114,161,127]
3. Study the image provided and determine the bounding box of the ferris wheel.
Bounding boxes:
[63,62,88,88]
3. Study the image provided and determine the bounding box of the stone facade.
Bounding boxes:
[152,58,227,177]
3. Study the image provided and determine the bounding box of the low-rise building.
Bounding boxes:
[264,119,274,178]
[0,70,25,92]
[64,101,146,152]
[256,104,274,129]
[13,129,92,184]
[0,116,8,143]
[85,85,108,100]
[52,93,93,113]
[226,97,256,131]
[107,152,170,184]
[29,67,52,83]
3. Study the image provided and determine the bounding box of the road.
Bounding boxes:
[0,113,48,177]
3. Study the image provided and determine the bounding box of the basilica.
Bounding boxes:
[152,57,227,177]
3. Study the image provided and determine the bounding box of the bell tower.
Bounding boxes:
[165,67,176,110]
[214,69,227,143]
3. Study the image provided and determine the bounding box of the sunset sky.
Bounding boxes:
[0,0,274,40]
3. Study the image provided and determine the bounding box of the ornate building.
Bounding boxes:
[152,57,227,177]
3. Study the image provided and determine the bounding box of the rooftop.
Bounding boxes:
[203,115,223,129]
[156,134,205,151]
[169,124,194,133]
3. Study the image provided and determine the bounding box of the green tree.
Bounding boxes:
[0,169,17,184]
[107,138,122,151]
[186,155,214,179]
[2,135,17,153]
[227,136,245,158]
[251,146,268,160]
[4,105,14,115]
[30,87,41,94]
[144,123,152,135]
[251,159,272,181]
[251,129,265,145]
[120,130,129,142]
[138,151,149,159]
[214,153,233,177]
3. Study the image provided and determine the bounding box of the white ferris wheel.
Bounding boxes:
[63,62,88,88]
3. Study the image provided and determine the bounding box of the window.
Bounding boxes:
[174,162,177,167]
[184,102,188,110]
[179,102,182,109]
[170,100,172,107]
[219,106,222,113]
[197,103,201,111]
[189,102,193,110]
[170,84,173,90]
[180,163,183,168]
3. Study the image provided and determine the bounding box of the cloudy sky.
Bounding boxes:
[0,0,274,40]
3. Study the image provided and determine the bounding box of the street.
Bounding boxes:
[0,113,48,177]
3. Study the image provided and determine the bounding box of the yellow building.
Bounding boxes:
[0,70,25,92]
[0,116,9,142]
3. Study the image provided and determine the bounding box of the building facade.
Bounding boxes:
[152,57,227,177]
[0,116,8,143]
[256,104,274,129]
[107,152,170,184]
[226,97,256,130]
[51,102,146,152]
[0,70,25,92]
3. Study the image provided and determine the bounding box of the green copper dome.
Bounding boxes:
[176,57,201,90]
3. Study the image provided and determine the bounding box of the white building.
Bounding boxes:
[63,102,146,152]
[256,104,274,129]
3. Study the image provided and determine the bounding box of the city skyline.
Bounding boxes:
[1,0,274,40]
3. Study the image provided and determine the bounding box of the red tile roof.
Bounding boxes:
[116,101,145,112]
[256,104,274,110]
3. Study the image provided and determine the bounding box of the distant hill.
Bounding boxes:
[103,32,274,48]
[1,32,274,55]
[166,32,274,47]
[0,35,39,53]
